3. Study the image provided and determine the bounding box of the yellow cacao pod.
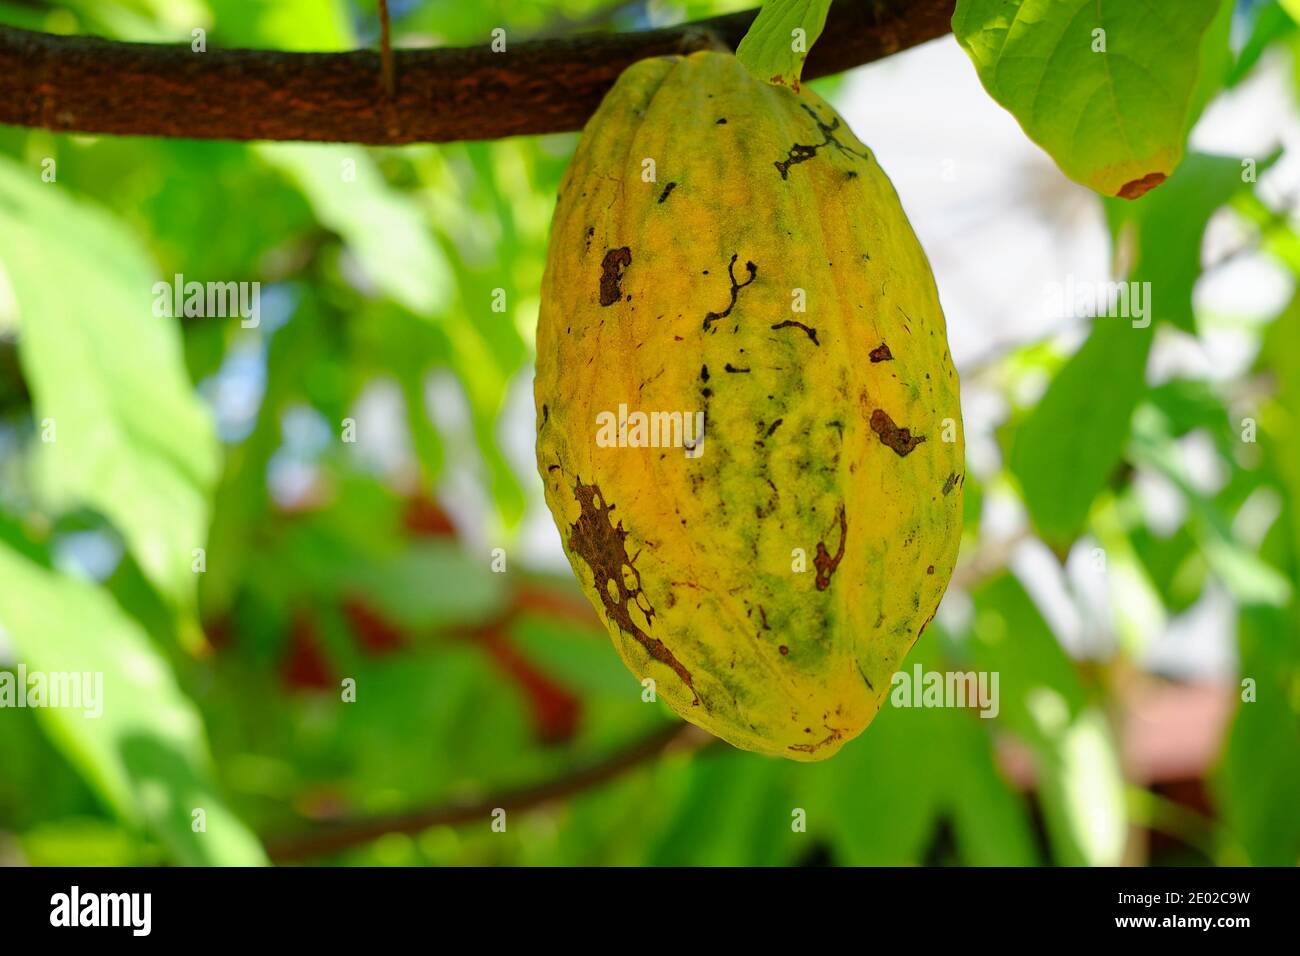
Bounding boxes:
[535,51,963,760]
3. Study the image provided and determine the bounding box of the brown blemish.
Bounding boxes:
[813,505,847,591]
[703,253,757,332]
[942,472,958,495]
[917,609,937,639]
[1117,172,1166,200]
[869,343,893,362]
[856,662,874,691]
[657,182,676,203]
[789,726,843,754]
[566,478,698,702]
[779,645,789,656]
[770,320,819,346]
[774,104,871,180]
[926,565,935,575]
[599,247,631,306]
[870,409,925,457]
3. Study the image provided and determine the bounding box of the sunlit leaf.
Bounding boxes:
[0,542,266,865]
[736,0,832,90]
[953,0,1224,197]
[0,158,218,611]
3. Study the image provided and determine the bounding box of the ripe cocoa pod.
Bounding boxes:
[535,51,963,760]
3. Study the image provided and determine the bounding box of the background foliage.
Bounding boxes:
[0,0,1297,866]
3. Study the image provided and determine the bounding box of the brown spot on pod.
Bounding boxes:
[566,477,698,702]
[599,247,631,306]
[703,254,757,332]
[813,505,847,591]
[870,409,925,457]
[869,343,893,362]
[770,320,819,345]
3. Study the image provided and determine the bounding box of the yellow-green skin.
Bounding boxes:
[535,51,963,761]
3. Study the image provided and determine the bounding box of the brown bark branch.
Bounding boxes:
[264,722,712,863]
[0,0,955,145]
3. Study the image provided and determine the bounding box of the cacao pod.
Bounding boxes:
[535,51,963,760]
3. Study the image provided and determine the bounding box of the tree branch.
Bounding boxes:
[0,0,955,145]
[264,722,712,863]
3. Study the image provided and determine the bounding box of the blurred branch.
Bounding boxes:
[0,0,955,144]
[265,721,711,863]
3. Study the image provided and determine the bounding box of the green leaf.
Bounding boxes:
[797,635,1036,865]
[970,575,1126,865]
[257,144,453,317]
[1183,0,1233,133]
[1105,152,1256,334]
[1009,318,1152,545]
[0,543,266,866]
[1213,603,1300,864]
[953,0,1224,198]
[0,158,218,611]
[736,0,831,90]
[1230,2,1296,87]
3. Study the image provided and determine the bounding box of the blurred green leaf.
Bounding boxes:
[1230,2,1295,86]
[206,0,353,49]
[257,144,454,318]
[0,158,218,613]
[647,749,792,866]
[1009,319,1152,545]
[0,542,267,865]
[1105,152,1255,334]
[798,636,1036,865]
[1213,603,1300,864]
[970,575,1125,865]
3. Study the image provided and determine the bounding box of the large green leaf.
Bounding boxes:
[0,543,266,866]
[953,0,1224,197]
[1009,318,1152,545]
[736,0,832,90]
[0,158,218,611]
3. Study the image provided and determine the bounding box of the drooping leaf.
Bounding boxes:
[736,0,832,91]
[0,542,266,866]
[953,0,1224,198]
[0,158,218,611]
